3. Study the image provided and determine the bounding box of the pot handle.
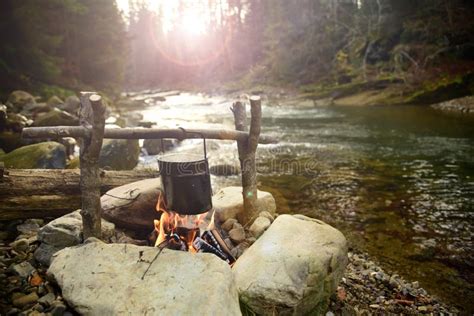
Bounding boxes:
[177,127,207,160]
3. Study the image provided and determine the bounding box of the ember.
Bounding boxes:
[153,192,235,264]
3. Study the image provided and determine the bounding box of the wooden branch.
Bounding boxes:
[232,96,262,226]
[0,169,157,220]
[21,127,277,144]
[79,93,105,239]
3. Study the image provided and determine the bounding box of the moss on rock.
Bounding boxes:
[0,141,66,169]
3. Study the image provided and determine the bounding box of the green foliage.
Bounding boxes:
[0,0,127,95]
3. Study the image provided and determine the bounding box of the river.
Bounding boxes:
[131,91,474,312]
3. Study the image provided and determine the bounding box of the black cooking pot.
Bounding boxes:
[157,134,212,215]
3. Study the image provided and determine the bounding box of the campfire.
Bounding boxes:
[153,192,235,264]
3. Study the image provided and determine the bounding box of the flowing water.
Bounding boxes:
[133,92,474,312]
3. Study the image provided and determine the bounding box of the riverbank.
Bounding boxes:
[0,218,459,315]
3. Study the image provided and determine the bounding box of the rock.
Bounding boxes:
[12,292,39,308]
[221,218,238,231]
[0,131,23,153]
[142,138,177,155]
[101,178,162,231]
[210,164,240,176]
[38,293,55,306]
[9,238,29,252]
[99,139,140,170]
[248,216,271,238]
[212,186,276,222]
[0,142,66,168]
[16,219,41,235]
[33,108,79,127]
[50,302,67,316]
[46,96,64,107]
[233,214,348,315]
[259,211,274,222]
[431,96,474,114]
[6,91,36,112]
[48,242,240,315]
[34,243,64,267]
[35,210,115,266]
[11,262,35,278]
[229,226,246,244]
[3,112,31,132]
[58,95,80,114]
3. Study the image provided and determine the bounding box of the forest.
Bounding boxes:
[1,0,473,100]
[0,1,473,315]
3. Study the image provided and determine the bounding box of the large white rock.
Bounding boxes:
[212,186,276,222]
[233,214,348,315]
[48,242,241,316]
[101,178,162,231]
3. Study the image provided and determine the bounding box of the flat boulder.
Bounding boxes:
[0,141,66,168]
[99,139,140,170]
[233,214,348,315]
[48,242,241,315]
[101,178,162,231]
[212,186,276,222]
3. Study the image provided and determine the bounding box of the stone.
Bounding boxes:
[6,90,36,112]
[259,211,274,222]
[48,242,240,315]
[51,302,67,316]
[58,95,80,114]
[142,138,177,155]
[221,218,238,232]
[99,139,140,170]
[11,262,35,278]
[12,292,39,308]
[33,108,79,127]
[46,96,64,107]
[229,226,246,244]
[210,164,240,176]
[248,216,271,238]
[38,293,56,306]
[101,178,162,231]
[0,141,66,169]
[9,238,29,252]
[212,186,276,222]
[431,95,474,114]
[35,210,115,266]
[233,214,348,315]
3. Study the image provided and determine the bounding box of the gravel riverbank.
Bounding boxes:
[0,218,460,315]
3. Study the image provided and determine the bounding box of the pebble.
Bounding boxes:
[51,302,67,316]
[418,306,428,312]
[220,218,237,232]
[229,226,246,244]
[258,211,274,222]
[9,239,29,253]
[12,292,39,308]
[369,304,380,309]
[11,261,35,278]
[248,216,271,238]
[38,292,56,306]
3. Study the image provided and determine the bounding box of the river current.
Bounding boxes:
[132,92,474,311]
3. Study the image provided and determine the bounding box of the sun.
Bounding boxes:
[180,12,207,36]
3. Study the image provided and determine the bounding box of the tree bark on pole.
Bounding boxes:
[79,93,105,239]
[232,96,262,226]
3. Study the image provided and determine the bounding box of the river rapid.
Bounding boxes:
[129,91,474,312]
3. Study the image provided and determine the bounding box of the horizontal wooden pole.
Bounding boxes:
[0,168,158,220]
[21,126,277,144]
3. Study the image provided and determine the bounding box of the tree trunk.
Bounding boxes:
[0,169,157,220]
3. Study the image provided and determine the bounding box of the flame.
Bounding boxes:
[154,192,207,252]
